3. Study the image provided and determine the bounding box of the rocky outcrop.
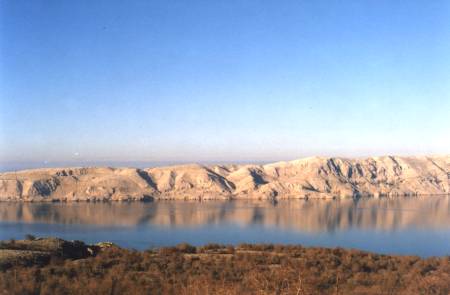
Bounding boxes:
[0,237,100,270]
[0,156,448,201]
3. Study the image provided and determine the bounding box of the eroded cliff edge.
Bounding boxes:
[0,156,449,201]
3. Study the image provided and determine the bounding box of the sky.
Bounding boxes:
[0,0,449,168]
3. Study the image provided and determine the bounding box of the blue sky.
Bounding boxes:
[1,0,449,166]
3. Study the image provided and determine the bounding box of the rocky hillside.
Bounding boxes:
[0,156,449,201]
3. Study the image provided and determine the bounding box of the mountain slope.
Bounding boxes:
[0,156,449,201]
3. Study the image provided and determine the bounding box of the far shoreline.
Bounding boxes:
[1,193,449,203]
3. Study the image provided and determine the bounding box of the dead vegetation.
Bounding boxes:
[0,240,449,295]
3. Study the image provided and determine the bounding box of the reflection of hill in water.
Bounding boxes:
[1,197,449,232]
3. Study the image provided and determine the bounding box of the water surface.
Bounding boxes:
[1,197,449,257]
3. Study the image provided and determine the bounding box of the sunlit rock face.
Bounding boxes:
[0,197,449,232]
[0,156,449,201]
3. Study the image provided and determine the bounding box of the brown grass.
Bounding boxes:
[0,243,449,295]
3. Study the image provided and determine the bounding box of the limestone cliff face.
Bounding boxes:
[0,156,448,201]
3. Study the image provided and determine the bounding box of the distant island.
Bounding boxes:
[0,155,449,201]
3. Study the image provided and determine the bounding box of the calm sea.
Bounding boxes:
[1,197,449,257]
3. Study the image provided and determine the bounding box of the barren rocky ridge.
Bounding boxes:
[0,155,449,201]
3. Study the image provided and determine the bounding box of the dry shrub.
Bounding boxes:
[0,244,449,295]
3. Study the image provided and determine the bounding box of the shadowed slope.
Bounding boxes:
[0,156,448,201]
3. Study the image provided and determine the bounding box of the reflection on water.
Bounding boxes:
[1,197,449,256]
[1,197,450,231]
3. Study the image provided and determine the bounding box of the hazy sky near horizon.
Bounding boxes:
[1,0,449,164]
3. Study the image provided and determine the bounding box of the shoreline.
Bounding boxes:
[0,193,449,202]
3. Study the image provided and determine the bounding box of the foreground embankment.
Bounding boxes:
[0,237,449,295]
